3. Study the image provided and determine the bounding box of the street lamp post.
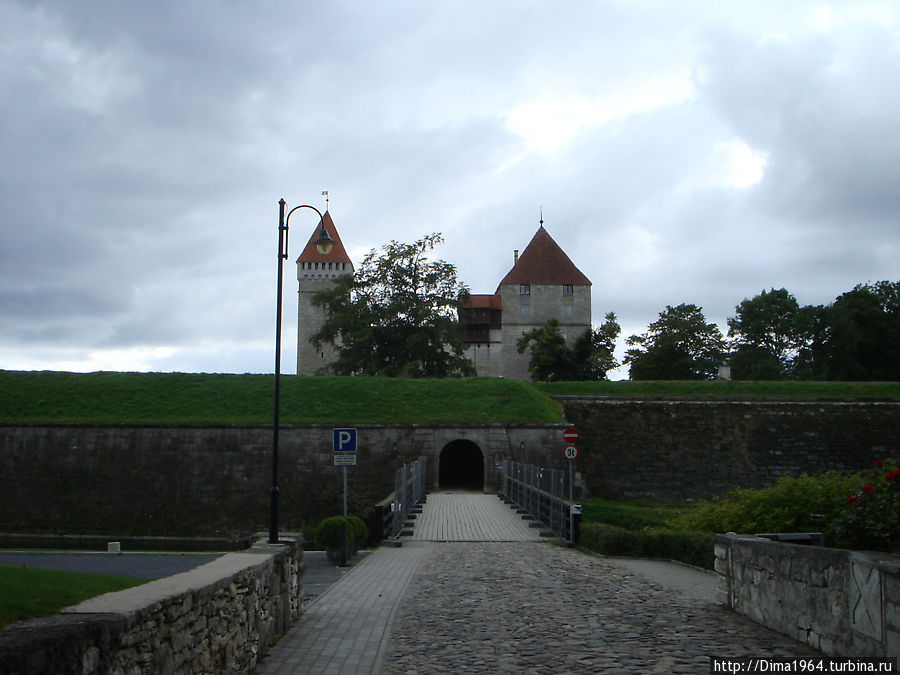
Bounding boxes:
[270,198,334,544]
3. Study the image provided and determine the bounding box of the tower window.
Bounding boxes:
[562,285,573,296]
[520,284,531,296]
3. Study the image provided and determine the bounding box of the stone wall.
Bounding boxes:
[0,424,564,538]
[557,398,900,499]
[715,534,899,659]
[0,534,302,674]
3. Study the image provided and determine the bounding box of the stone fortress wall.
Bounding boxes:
[1,398,897,538]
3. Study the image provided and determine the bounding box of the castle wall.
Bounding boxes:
[497,283,591,380]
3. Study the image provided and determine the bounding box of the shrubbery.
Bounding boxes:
[579,461,900,565]
[666,471,862,543]
[832,459,900,553]
[314,515,369,551]
[580,523,714,569]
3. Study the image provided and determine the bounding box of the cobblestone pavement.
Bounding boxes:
[385,542,820,674]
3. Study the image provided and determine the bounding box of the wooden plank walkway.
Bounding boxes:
[405,491,544,542]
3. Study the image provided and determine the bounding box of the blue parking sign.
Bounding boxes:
[333,428,357,453]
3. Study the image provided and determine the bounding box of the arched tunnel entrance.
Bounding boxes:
[438,440,484,490]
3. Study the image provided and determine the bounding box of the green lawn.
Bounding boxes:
[0,371,563,424]
[2,371,896,426]
[580,497,696,531]
[0,565,146,629]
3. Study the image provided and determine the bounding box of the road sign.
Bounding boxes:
[563,427,578,444]
[564,445,578,460]
[334,453,357,467]
[333,428,357,453]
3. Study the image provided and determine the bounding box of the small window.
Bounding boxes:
[562,285,573,296]
[520,284,531,296]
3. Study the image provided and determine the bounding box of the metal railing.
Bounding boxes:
[498,459,580,545]
[375,457,428,540]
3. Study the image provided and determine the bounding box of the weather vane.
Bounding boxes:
[539,205,544,227]
[322,190,329,210]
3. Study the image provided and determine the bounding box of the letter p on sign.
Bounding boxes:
[333,428,357,453]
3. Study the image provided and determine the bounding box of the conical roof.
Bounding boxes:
[498,226,590,288]
[296,211,353,268]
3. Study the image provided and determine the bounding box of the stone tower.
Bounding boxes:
[460,223,592,380]
[296,211,354,375]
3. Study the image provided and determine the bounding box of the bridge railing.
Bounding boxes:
[374,457,428,541]
[497,459,580,545]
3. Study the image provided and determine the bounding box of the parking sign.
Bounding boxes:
[333,428,357,453]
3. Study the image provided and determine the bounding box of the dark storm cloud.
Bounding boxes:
[1,0,898,374]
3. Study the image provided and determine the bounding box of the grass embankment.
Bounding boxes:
[0,565,146,629]
[0,371,563,425]
[536,380,900,398]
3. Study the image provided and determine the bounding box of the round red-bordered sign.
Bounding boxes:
[563,427,578,444]
[564,445,578,460]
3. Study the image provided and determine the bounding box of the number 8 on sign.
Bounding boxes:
[564,445,578,460]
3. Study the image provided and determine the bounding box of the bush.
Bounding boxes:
[314,516,352,550]
[579,523,715,570]
[347,516,368,545]
[666,471,862,539]
[831,459,900,553]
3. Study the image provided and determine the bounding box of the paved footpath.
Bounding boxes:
[258,499,821,674]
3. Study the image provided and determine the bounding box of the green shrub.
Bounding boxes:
[314,516,352,550]
[579,523,715,569]
[831,459,900,553]
[347,516,368,545]
[666,471,862,539]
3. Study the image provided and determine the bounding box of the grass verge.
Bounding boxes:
[0,565,146,629]
[0,371,563,425]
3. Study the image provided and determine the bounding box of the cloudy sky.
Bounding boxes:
[2,1,898,378]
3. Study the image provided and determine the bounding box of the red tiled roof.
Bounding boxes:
[498,226,591,287]
[295,211,354,267]
[466,294,502,309]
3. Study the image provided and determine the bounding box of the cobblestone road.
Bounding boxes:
[385,542,820,674]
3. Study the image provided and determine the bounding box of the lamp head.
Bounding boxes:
[315,226,334,255]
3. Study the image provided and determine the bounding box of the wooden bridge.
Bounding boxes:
[402,491,544,542]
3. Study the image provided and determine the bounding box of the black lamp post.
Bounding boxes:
[270,198,334,544]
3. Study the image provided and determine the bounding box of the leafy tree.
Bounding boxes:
[624,304,726,380]
[516,314,620,381]
[311,233,475,377]
[727,288,803,379]
[573,312,621,380]
[797,281,900,381]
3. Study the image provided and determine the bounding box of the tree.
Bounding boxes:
[727,288,803,380]
[796,281,900,381]
[624,304,726,380]
[310,233,475,377]
[516,313,620,381]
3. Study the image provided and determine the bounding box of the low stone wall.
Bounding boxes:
[715,534,899,659]
[0,534,302,674]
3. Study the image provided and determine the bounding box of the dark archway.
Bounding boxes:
[438,440,484,490]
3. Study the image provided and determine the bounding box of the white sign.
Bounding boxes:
[334,453,357,466]
[564,445,578,460]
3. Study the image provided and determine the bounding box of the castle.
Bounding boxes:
[296,214,591,380]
